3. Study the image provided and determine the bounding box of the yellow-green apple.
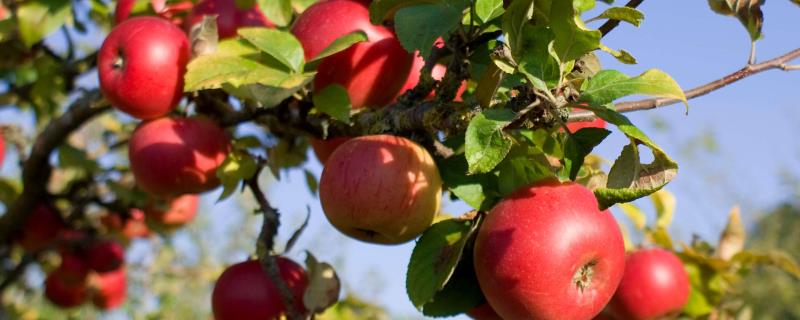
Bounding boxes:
[212,258,309,320]
[98,17,190,120]
[319,135,442,244]
[291,0,414,109]
[128,117,230,196]
[473,180,625,319]
[608,248,690,320]
[86,240,125,273]
[18,204,65,252]
[91,267,128,310]
[185,0,274,39]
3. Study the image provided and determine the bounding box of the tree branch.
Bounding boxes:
[245,165,302,320]
[569,47,800,121]
[0,90,110,245]
[599,0,646,37]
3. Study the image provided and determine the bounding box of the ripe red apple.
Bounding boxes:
[128,116,230,196]
[45,271,88,308]
[319,135,442,244]
[91,267,128,310]
[56,251,91,286]
[102,210,152,239]
[291,0,414,109]
[18,204,65,252]
[143,194,199,229]
[0,131,5,168]
[565,104,606,133]
[608,248,691,320]
[467,303,503,320]
[98,17,190,120]
[309,136,351,165]
[185,0,274,39]
[473,180,625,320]
[86,240,125,273]
[212,257,309,320]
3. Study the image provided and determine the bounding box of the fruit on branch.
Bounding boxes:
[566,118,606,133]
[128,116,230,196]
[115,0,194,26]
[212,258,309,320]
[291,0,414,109]
[45,271,89,308]
[309,136,351,165]
[56,251,91,285]
[102,210,151,239]
[467,303,503,320]
[98,17,190,120]
[473,180,625,320]
[91,267,128,310]
[143,194,199,230]
[0,131,5,168]
[86,240,125,273]
[319,135,442,244]
[185,0,274,39]
[608,248,690,320]
[400,52,467,101]
[18,204,65,252]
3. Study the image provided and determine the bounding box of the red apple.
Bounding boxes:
[91,268,128,310]
[291,0,414,109]
[128,117,230,196]
[566,104,606,133]
[0,4,7,20]
[212,257,309,320]
[45,271,88,308]
[309,136,351,165]
[143,194,199,228]
[86,240,125,273]
[115,0,193,25]
[18,204,65,252]
[56,251,91,286]
[319,135,442,244]
[102,210,152,239]
[0,131,5,168]
[98,17,190,120]
[185,0,274,39]
[400,53,467,101]
[467,303,503,320]
[608,248,691,320]
[473,180,625,320]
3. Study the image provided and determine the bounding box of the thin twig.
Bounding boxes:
[245,165,302,320]
[569,47,800,121]
[599,0,646,36]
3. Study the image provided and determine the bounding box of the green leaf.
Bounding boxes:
[438,155,498,211]
[550,0,601,62]
[501,0,534,55]
[17,0,72,47]
[369,0,428,24]
[465,109,516,174]
[216,150,258,201]
[579,104,678,209]
[259,0,292,27]
[590,6,644,26]
[496,151,555,197]
[305,31,368,67]
[475,0,504,24]
[0,178,22,207]
[223,72,314,107]
[407,216,481,310]
[238,28,305,72]
[580,69,687,106]
[562,127,611,180]
[732,250,800,279]
[516,26,561,89]
[312,84,352,124]
[683,263,715,317]
[618,202,646,230]
[598,44,637,65]
[651,189,676,229]
[58,144,99,172]
[394,0,469,58]
[707,0,764,41]
[573,0,596,13]
[304,170,319,197]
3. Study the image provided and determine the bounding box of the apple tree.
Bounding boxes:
[0,0,799,319]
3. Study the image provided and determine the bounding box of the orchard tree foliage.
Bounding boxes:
[0,0,799,319]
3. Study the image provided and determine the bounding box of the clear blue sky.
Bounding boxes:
[1,1,799,319]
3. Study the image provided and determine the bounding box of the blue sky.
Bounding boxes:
[1,1,799,319]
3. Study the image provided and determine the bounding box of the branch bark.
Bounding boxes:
[0,90,110,245]
[569,47,800,121]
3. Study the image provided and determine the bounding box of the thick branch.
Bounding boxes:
[569,47,800,121]
[599,0,645,36]
[245,167,302,320]
[0,90,110,244]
